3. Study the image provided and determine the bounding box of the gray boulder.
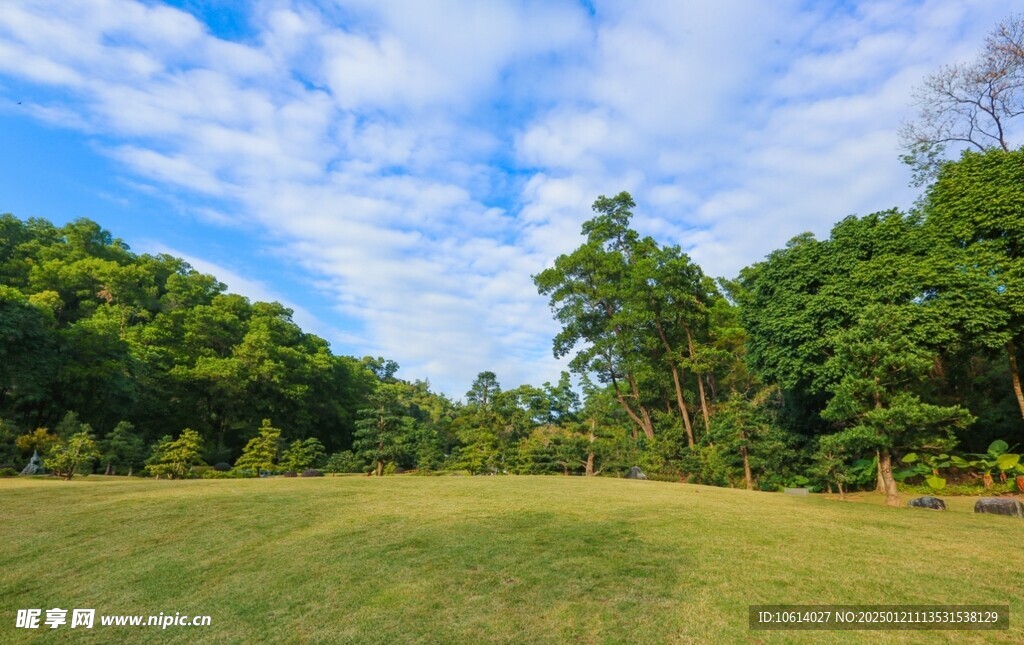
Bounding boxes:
[625,466,647,480]
[973,497,1024,518]
[908,496,946,511]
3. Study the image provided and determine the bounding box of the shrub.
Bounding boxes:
[0,467,18,477]
[282,471,297,478]
[301,469,323,477]
[898,481,1016,496]
[201,470,237,479]
[325,450,364,474]
[214,462,232,472]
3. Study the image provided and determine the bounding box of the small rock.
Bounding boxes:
[625,466,647,480]
[908,496,946,511]
[974,497,1024,518]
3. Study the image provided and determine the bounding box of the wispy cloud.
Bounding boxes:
[0,0,1017,394]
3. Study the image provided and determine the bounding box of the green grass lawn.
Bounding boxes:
[0,476,1020,644]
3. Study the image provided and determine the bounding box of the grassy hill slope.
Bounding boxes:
[1,476,1020,643]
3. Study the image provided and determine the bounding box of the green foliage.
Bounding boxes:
[821,305,973,463]
[280,437,326,472]
[896,452,952,490]
[957,439,1023,482]
[201,469,246,479]
[100,420,146,475]
[325,450,364,474]
[0,214,373,461]
[45,429,100,480]
[353,384,413,475]
[811,434,853,493]
[146,428,206,479]
[234,419,282,476]
[4,143,1024,493]
[15,427,60,458]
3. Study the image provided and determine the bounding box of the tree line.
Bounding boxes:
[1,16,1022,501]
[2,146,1020,497]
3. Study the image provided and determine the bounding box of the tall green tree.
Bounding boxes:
[280,437,326,472]
[99,421,146,476]
[821,305,974,506]
[922,148,1024,426]
[353,384,410,476]
[0,286,58,418]
[534,193,657,439]
[466,371,500,409]
[234,419,282,476]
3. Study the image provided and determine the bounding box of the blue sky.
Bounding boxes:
[0,0,1016,397]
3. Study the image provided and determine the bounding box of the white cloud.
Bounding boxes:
[1,0,1020,395]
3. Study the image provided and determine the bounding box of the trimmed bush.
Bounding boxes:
[191,465,213,478]
[325,451,364,474]
[214,462,232,472]
[201,470,238,479]
[282,471,297,478]
[301,469,324,477]
[0,467,18,477]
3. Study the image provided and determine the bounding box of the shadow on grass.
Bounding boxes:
[246,509,691,642]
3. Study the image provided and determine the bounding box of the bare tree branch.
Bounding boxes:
[901,14,1024,184]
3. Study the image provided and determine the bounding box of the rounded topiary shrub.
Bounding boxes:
[301,469,324,477]
[282,471,297,478]
[0,467,19,478]
[214,462,232,472]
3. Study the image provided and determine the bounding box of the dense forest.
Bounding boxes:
[4,16,1024,499]
[1,146,1022,503]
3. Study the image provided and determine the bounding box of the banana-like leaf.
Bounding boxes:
[925,475,946,490]
[893,468,917,482]
[996,453,1020,471]
[988,440,1009,456]
[950,455,973,469]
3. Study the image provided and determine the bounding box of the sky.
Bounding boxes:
[0,0,1017,397]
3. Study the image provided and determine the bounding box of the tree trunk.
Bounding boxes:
[585,421,596,477]
[838,481,846,500]
[1008,341,1024,419]
[105,462,112,476]
[685,325,711,433]
[878,449,900,507]
[740,439,753,490]
[875,451,885,493]
[375,460,383,477]
[654,319,695,447]
[610,372,655,439]
[669,363,695,448]
[127,465,133,477]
